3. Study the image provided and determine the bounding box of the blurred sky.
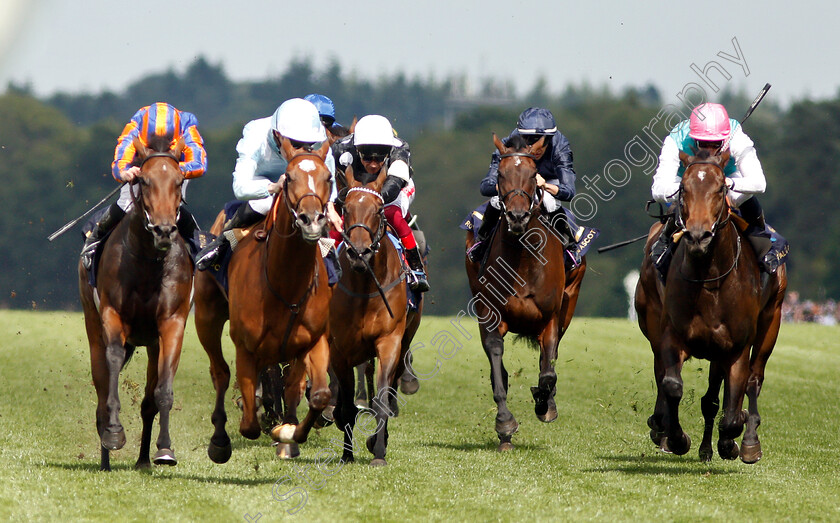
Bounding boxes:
[1,0,837,106]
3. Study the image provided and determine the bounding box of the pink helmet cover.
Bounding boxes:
[689,103,730,141]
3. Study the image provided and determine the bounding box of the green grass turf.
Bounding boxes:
[1,311,839,521]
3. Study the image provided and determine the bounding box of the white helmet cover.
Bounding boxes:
[353,115,401,147]
[271,98,326,143]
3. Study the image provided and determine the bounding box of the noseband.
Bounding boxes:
[498,152,542,216]
[341,187,386,254]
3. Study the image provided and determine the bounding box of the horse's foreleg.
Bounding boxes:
[236,348,262,440]
[699,361,724,462]
[367,335,403,466]
[88,320,113,471]
[333,359,358,463]
[532,317,560,423]
[195,291,232,463]
[560,258,586,334]
[354,362,369,407]
[152,319,185,466]
[292,336,332,445]
[136,345,160,469]
[659,337,691,455]
[718,350,750,461]
[481,328,517,450]
[100,311,128,453]
[742,302,783,464]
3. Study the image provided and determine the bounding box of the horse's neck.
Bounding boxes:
[267,207,318,280]
[498,213,562,261]
[680,223,739,277]
[346,239,401,290]
[124,209,156,254]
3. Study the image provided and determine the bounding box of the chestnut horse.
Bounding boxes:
[330,165,421,465]
[465,134,587,451]
[79,135,192,471]
[193,138,333,463]
[635,149,787,462]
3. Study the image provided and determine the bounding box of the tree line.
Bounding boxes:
[0,57,833,316]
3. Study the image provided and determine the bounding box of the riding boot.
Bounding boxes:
[81,202,125,271]
[551,211,581,267]
[650,215,678,264]
[195,203,264,271]
[176,206,200,258]
[467,204,501,263]
[405,247,430,292]
[324,246,342,286]
[739,197,777,273]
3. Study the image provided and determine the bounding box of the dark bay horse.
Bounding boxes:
[79,135,192,471]
[635,149,787,462]
[193,138,334,463]
[465,134,587,451]
[330,165,422,466]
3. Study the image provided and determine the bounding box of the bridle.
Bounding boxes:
[341,187,386,255]
[676,160,740,284]
[498,152,542,216]
[131,151,182,234]
[275,152,329,236]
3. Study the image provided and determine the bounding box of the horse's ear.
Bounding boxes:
[315,137,331,160]
[278,133,296,161]
[529,135,547,158]
[718,149,731,168]
[133,135,149,162]
[345,164,361,188]
[172,135,186,159]
[678,150,691,166]
[349,116,358,134]
[370,159,389,192]
[493,133,506,155]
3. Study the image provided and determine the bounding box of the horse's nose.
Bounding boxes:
[506,210,530,230]
[685,228,713,252]
[153,224,178,240]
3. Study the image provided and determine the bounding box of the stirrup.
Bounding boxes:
[80,240,101,271]
[195,241,223,271]
[409,271,430,292]
[467,241,485,263]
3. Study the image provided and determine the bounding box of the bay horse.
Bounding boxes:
[193,137,333,463]
[465,133,587,451]
[79,134,192,471]
[330,164,422,465]
[635,149,787,462]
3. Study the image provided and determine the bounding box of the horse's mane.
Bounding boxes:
[145,133,176,153]
[695,149,713,161]
[507,133,530,151]
[329,124,351,139]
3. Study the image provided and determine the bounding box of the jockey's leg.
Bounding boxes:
[737,196,778,274]
[176,206,200,258]
[467,202,501,263]
[81,201,125,271]
[650,213,678,263]
[196,201,265,271]
[384,206,429,292]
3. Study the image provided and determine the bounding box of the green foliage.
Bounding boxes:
[1,312,839,520]
[1,58,839,314]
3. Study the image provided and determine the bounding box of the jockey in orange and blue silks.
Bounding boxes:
[81,102,207,270]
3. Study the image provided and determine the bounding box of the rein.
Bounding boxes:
[127,152,182,249]
[498,152,542,217]
[678,221,741,284]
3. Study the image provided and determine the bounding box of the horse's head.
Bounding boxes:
[279,136,332,243]
[678,149,732,257]
[131,134,186,252]
[494,133,547,235]
[341,163,386,272]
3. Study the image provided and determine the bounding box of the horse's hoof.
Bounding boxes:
[497,441,514,452]
[153,448,177,466]
[718,439,740,460]
[495,418,519,437]
[101,429,126,451]
[370,458,388,466]
[650,429,665,447]
[134,460,151,470]
[314,406,335,429]
[740,442,762,464]
[270,424,296,443]
[354,398,369,408]
[661,432,691,455]
[366,435,376,455]
[699,445,714,462]
[208,440,232,464]
[276,442,300,460]
[537,405,558,423]
[399,377,420,395]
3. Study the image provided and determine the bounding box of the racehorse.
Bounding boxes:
[79,134,192,471]
[330,164,422,465]
[465,133,587,451]
[193,138,333,463]
[635,149,787,462]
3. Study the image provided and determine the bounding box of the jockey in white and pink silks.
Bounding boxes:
[650,102,780,274]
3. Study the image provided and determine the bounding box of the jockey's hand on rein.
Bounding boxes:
[120,166,140,182]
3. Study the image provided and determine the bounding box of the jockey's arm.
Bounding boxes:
[651,135,682,204]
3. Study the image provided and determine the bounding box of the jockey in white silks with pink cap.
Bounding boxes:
[650,102,780,274]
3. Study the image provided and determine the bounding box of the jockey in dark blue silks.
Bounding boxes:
[467,107,583,264]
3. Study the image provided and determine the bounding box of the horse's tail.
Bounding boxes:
[513,334,540,351]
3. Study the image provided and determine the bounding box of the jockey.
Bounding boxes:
[80,102,207,270]
[467,107,580,263]
[332,114,430,293]
[650,102,778,273]
[304,93,348,142]
[194,97,341,272]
